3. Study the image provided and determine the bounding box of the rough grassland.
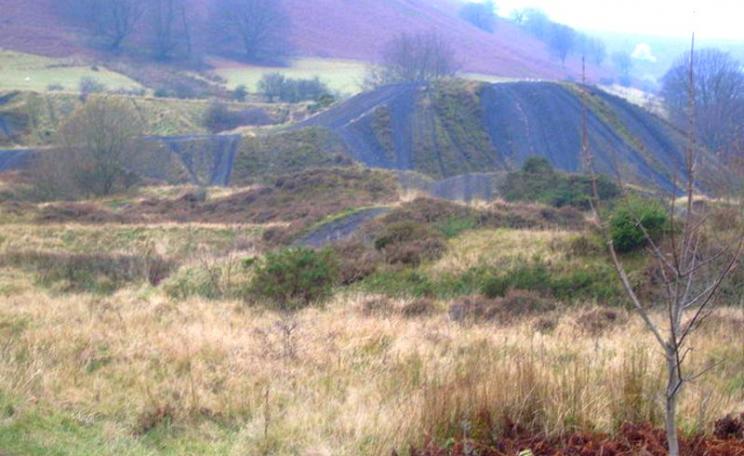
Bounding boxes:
[0,50,141,93]
[0,180,741,454]
[0,91,290,146]
[0,287,742,455]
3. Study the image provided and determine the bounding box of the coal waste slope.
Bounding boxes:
[301,81,691,190]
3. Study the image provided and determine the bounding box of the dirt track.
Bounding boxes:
[0,148,34,173]
[294,207,390,248]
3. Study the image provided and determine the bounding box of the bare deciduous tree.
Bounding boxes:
[581,40,743,456]
[68,0,146,51]
[579,36,606,66]
[612,51,633,86]
[366,32,459,88]
[33,97,144,199]
[662,48,744,156]
[210,0,290,62]
[459,1,497,33]
[149,0,192,61]
[548,24,576,65]
[511,8,551,40]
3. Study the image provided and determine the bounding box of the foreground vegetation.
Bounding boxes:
[0,286,742,455]
[0,164,742,454]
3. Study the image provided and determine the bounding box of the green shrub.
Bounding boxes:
[233,85,248,102]
[502,156,620,209]
[164,266,222,300]
[78,77,106,99]
[550,264,620,302]
[257,73,331,103]
[509,262,552,291]
[434,216,478,238]
[481,276,508,298]
[479,259,622,303]
[203,101,241,133]
[522,156,554,174]
[250,248,339,311]
[610,198,667,252]
[361,269,435,298]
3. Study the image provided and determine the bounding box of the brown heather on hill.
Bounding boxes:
[0,0,606,81]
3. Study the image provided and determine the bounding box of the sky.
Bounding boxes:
[491,0,744,41]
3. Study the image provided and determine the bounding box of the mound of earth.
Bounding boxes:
[297,80,715,191]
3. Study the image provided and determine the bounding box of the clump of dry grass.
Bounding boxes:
[0,287,741,455]
[425,229,574,276]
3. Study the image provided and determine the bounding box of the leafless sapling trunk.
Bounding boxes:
[581,38,743,455]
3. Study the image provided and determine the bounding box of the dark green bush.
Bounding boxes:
[479,260,622,303]
[434,216,478,238]
[522,156,554,174]
[361,269,435,298]
[502,156,620,209]
[250,247,339,311]
[550,264,620,302]
[508,262,552,292]
[481,276,508,298]
[78,77,106,99]
[610,198,667,252]
[233,85,248,102]
[257,73,331,103]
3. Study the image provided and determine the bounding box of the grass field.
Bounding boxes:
[0,50,538,102]
[0,179,741,454]
[0,50,142,93]
[210,57,368,95]
[0,90,292,146]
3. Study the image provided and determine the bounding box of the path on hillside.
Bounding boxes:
[294,207,390,248]
[0,148,34,172]
[209,135,240,186]
[298,83,419,169]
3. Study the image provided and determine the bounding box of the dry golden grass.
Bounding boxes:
[425,228,574,276]
[0,193,740,454]
[0,285,742,455]
[0,223,266,259]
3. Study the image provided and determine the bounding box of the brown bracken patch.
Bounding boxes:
[409,419,744,456]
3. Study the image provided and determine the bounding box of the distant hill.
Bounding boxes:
[0,0,606,82]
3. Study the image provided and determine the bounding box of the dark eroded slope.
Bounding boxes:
[297,81,693,190]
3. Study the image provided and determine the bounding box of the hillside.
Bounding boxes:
[1,80,712,193]
[293,80,694,190]
[0,0,604,82]
[281,0,595,79]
